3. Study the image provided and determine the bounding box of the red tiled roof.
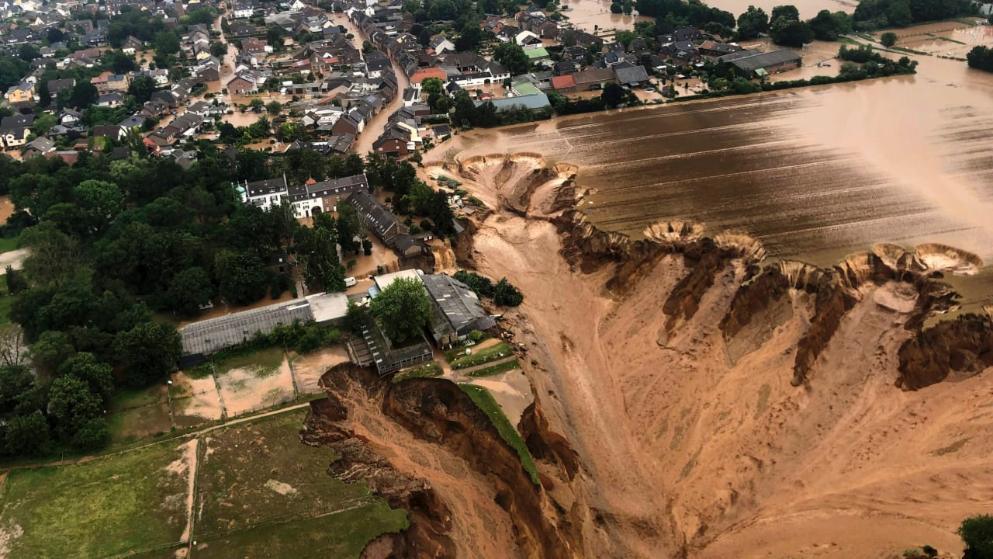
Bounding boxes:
[551,74,576,90]
[410,67,447,84]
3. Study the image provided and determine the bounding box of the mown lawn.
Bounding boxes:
[393,361,443,383]
[465,358,519,378]
[449,342,514,370]
[0,440,191,558]
[0,236,18,254]
[194,410,407,555]
[459,385,540,485]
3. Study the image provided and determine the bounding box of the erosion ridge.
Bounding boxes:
[548,173,983,389]
[305,363,579,559]
[421,152,993,557]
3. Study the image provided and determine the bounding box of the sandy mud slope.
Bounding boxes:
[424,151,993,558]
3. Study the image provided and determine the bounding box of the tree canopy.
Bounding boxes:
[370,278,431,345]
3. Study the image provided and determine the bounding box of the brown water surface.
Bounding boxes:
[433,53,993,309]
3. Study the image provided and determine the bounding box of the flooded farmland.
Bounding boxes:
[432,53,993,310]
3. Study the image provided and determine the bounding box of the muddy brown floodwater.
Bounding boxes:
[433,53,993,311]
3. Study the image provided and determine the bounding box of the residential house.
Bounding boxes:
[613,64,649,86]
[5,82,35,104]
[0,115,31,149]
[226,75,258,95]
[429,33,455,54]
[47,77,75,97]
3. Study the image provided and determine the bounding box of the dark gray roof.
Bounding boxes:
[614,64,649,85]
[244,176,288,197]
[179,298,315,356]
[422,274,496,339]
[347,190,400,240]
[719,49,801,73]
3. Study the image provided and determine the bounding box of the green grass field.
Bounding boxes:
[194,410,407,556]
[449,342,514,370]
[393,361,443,383]
[459,385,540,485]
[465,358,519,378]
[0,440,191,558]
[0,236,18,254]
[191,502,405,559]
[212,346,285,376]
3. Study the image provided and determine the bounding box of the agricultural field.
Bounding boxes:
[1,409,408,559]
[193,410,407,557]
[0,439,194,558]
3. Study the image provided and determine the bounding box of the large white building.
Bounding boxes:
[235,173,370,218]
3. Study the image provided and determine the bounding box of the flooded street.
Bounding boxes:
[431,51,993,309]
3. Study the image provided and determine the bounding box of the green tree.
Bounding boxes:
[30,113,57,136]
[336,202,362,255]
[113,321,181,387]
[960,515,993,559]
[493,277,523,306]
[771,4,800,21]
[74,180,126,235]
[601,83,629,108]
[153,31,180,57]
[265,101,282,115]
[48,375,102,439]
[128,74,157,103]
[736,5,769,39]
[769,16,814,46]
[297,216,346,292]
[370,277,430,345]
[214,249,271,305]
[67,81,98,109]
[30,330,76,374]
[168,267,214,316]
[493,42,529,75]
[880,31,897,46]
[4,410,49,456]
[967,45,993,72]
[71,417,109,450]
[59,352,114,405]
[807,10,851,40]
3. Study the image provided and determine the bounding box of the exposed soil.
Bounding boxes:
[413,152,993,558]
[303,364,580,558]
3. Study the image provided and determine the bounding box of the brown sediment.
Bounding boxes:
[303,364,578,559]
[897,314,993,390]
[427,151,993,558]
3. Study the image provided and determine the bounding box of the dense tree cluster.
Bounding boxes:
[959,514,993,558]
[370,278,431,344]
[453,271,524,307]
[852,0,974,28]
[0,145,375,458]
[967,46,993,73]
[493,42,529,75]
[768,4,814,47]
[635,0,735,32]
[366,155,456,235]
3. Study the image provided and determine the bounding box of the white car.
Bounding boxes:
[344,276,357,287]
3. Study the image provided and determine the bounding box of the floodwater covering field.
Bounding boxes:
[436,51,993,309]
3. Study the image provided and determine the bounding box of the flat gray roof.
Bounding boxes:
[422,274,496,336]
[179,298,315,356]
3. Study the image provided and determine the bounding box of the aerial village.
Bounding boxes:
[1,0,993,554]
